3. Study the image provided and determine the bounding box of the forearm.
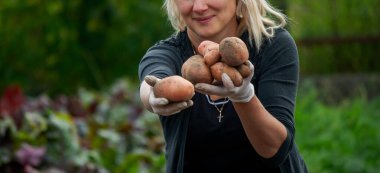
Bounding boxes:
[139,81,153,112]
[233,96,287,158]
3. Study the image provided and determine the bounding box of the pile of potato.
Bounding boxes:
[182,37,251,87]
[149,37,250,103]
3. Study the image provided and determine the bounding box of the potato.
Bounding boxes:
[210,62,243,86]
[203,48,221,67]
[197,41,221,66]
[153,75,195,102]
[181,55,213,84]
[198,40,219,56]
[219,37,249,66]
[236,61,251,78]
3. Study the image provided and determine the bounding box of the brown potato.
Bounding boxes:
[210,62,243,86]
[153,75,195,102]
[181,55,213,84]
[236,61,251,78]
[204,48,221,67]
[198,40,219,56]
[219,37,249,66]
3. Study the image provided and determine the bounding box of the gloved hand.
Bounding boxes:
[195,61,255,103]
[144,75,193,116]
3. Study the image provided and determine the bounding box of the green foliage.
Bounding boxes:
[1,0,379,95]
[1,77,380,172]
[1,0,380,172]
[0,0,173,95]
[295,81,380,173]
[0,79,165,173]
[287,0,380,74]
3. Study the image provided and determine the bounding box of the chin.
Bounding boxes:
[188,25,219,39]
[197,30,218,39]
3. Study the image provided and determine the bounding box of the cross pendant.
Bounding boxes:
[217,112,223,123]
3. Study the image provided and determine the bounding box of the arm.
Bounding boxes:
[233,96,287,158]
[196,29,298,162]
[196,63,287,158]
[139,44,194,116]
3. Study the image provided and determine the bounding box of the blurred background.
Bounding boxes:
[1,0,379,172]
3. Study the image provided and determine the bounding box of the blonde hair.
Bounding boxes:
[163,0,287,50]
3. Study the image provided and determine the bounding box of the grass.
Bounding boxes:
[295,81,380,173]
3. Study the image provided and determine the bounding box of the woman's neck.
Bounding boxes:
[209,94,225,101]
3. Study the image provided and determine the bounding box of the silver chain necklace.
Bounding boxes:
[206,95,229,122]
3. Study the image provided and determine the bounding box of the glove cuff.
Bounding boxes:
[229,84,255,103]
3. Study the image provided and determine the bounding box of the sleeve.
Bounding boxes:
[255,29,299,166]
[138,44,183,82]
[138,42,191,173]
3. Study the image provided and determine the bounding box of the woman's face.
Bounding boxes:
[175,0,238,41]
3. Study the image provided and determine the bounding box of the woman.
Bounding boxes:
[138,0,308,172]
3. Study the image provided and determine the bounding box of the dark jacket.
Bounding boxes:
[139,29,308,173]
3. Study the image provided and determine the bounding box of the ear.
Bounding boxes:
[236,0,243,18]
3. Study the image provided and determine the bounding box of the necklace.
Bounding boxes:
[206,95,229,123]
[191,42,230,123]
[214,98,228,123]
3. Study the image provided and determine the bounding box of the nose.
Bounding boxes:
[193,0,208,12]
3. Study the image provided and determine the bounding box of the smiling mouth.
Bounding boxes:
[194,16,214,24]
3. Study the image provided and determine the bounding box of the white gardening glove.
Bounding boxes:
[144,75,193,116]
[195,61,255,103]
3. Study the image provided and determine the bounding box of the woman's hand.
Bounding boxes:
[144,75,193,116]
[195,61,255,103]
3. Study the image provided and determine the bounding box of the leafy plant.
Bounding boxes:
[295,80,380,173]
[1,76,380,173]
[0,79,165,173]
